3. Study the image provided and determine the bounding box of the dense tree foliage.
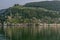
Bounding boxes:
[0,4,60,23]
[24,1,60,11]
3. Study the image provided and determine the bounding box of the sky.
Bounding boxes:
[0,0,53,9]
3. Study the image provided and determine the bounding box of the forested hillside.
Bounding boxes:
[24,1,60,11]
[0,4,60,23]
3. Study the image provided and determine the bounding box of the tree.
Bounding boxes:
[0,11,8,33]
[0,15,7,33]
[14,4,20,6]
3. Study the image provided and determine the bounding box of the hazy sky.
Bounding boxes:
[0,0,53,9]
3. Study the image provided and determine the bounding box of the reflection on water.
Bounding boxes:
[0,23,60,40]
[0,34,8,40]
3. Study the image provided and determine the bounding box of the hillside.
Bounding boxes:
[0,5,60,23]
[24,1,60,11]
